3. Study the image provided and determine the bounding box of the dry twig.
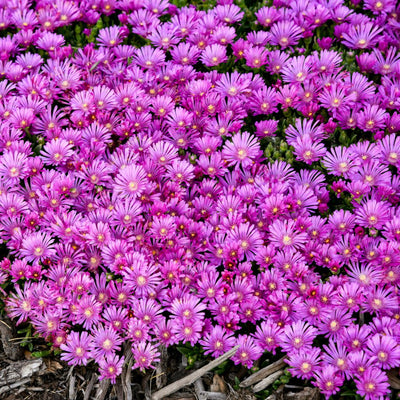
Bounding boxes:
[151,346,239,400]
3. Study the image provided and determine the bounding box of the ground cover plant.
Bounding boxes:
[0,0,399,398]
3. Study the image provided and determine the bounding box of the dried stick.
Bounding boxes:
[94,379,110,400]
[68,374,76,400]
[151,346,239,400]
[83,373,98,400]
[252,370,284,393]
[240,357,286,388]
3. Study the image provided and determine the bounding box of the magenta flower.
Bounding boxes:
[355,368,391,400]
[281,321,318,354]
[200,44,227,67]
[98,354,125,384]
[92,325,123,360]
[222,131,262,169]
[60,331,93,366]
[199,325,235,357]
[268,219,307,251]
[314,365,344,397]
[20,232,55,262]
[366,334,400,370]
[231,335,263,368]
[287,348,321,379]
[132,342,160,371]
[341,22,382,49]
[113,163,148,197]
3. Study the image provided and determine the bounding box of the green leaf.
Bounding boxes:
[32,350,52,358]
[176,346,192,356]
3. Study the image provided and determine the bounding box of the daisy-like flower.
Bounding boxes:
[92,324,123,360]
[40,138,73,166]
[60,331,93,366]
[255,6,281,27]
[123,263,161,297]
[133,45,165,70]
[132,342,160,371]
[293,136,326,165]
[231,335,263,368]
[314,365,344,397]
[363,286,398,315]
[319,309,353,340]
[244,46,268,69]
[355,368,391,400]
[20,232,55,262]
[319,83,355,116]
[270,21,303,48]
[268,219,307,251]
[150,215,176,240]
[229,222,263,261]
[322,146,355,178]
[281,321,318,354]
[98,354,125,384]
[170,294,206,323]
[323,340,351,378]
[355,199,391,229]
[357,104,388,132]
[36,31,65,52]
[200,44,227,67]
[0,150,28,185]
[379,134,400,167]
[252,320,284,354]
[222,131,262,169]
[92,85,118,111]
[6,283,34,325]
[97,26,127,47]
[249,87,279,115]
[287,348,321,379]
[213,4,244,24]
[364,0,396,13]
[171,42,201,65]
[347,262,382,288]
[215,71,251,98]
[255,120,278,138]
[348,351,377,376]
[166,159,194,183]
[113,163,148,197]
[75,295,103,330]
[281,56,312,84]
[154,319,176,347]
[366,334,400,370]
[286,118,326,145]
[199,326,235,357]
[341,22,382,49]
[70,90,94,115]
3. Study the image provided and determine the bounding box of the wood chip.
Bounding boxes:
[151,346,239,400]
[210,374,226,393]
[240,358,286,388]
[285,387,320,400]
[0,358,43,391]
[43,359,63,374]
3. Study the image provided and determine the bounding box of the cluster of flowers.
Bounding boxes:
[0,0,399,398]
